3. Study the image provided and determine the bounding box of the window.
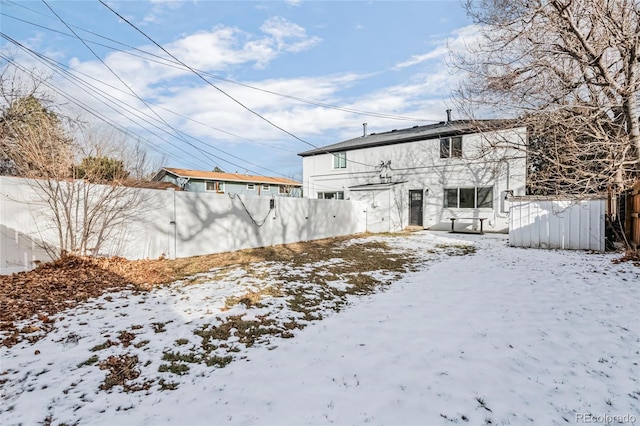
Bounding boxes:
[333,152,347,169]
[477,187,493,208]
[440,136,462,158]
[445,188,458,208]
[205,181,224,192]
[318,191,344,200]
[262,184,270,191]
[246,183,255,190]
[444,187,493,208]
[279,186,289,194]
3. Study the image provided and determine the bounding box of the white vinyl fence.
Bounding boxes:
[0,176,366,274]
[508,197,606,251]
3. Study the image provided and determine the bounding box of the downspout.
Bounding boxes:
[496,159,510,218]
[388,188,391,232]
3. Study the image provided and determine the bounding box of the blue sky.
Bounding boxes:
[0,0,478,180]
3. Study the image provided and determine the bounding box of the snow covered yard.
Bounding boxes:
[1,231,638,426]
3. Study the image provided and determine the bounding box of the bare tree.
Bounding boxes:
[454,0,640,195]
[1,66,146,259]
[78,125,161,180]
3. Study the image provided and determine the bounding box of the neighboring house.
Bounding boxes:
[151,167,302,197]
[299,115,527,233]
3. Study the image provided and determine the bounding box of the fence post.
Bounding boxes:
[166,188,177,259]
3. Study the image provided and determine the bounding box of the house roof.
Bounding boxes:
[298,119,518,157]
[152,167,301,186]
[124,180,183,191]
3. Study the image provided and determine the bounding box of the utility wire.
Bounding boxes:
[6,2,358,179]
[1,45,346,192]
[4,1,391,189]
[0,34,297,153]
[5,1,436,176]
[98,0,384,170]
[0,38,293,180]
[1,6,437,123]
[41,0,239,172]
[0,49,200,169]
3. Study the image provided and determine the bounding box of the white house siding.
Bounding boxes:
[302,127,527,233]
[508,197,606,251]
[0,176,365,274]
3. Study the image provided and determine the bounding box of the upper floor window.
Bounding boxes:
[440,136,462,158]
[333,152,347,169]
[262,184,270,191]
[206,180,224,193]
[246,183,255,190]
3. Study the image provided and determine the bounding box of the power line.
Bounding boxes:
[0,39,294,180]
[2,34,333,188]
[41,0,238,171]
[0,30,298,154]
[4,0,437,176]
[0,6,437,124]
[1,48,367,192]
[3,1,393,188]
[98,0,384,170]
[0,48,201,169]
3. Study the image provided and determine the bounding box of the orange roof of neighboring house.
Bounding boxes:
[158,167,301,186]
[124,180,183,191]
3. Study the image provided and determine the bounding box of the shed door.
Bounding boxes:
[409,190,423,226]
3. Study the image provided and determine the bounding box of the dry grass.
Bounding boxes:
[224,286,283,310]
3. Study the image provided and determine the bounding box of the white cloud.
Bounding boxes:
[259,16,322,53]
[44,18,476,174]
[141,0,185,26]
[61,15,323,104]
[394,47,448,70]
[393,25,482,70]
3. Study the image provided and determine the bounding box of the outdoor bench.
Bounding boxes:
[449,217,486,235]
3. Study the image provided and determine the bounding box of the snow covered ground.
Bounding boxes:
[1,231,638,426]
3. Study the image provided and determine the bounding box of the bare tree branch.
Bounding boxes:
[455,0,640,194]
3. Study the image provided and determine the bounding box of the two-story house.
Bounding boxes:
[151,167,302,197]
[299,116,527,233]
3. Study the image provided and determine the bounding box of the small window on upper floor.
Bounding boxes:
[440,136,462,158]
[333,152,347,169]
[247,183,255,190]
[262,184,270,191]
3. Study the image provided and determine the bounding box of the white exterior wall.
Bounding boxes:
[0,176,365,274]
[508,198,606,251]
[302,127,527,233]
